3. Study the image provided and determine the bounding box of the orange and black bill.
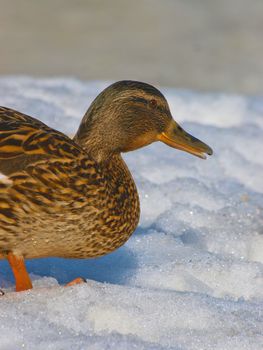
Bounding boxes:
[158,120,213,159]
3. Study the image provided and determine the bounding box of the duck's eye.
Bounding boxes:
[149,99,157,109]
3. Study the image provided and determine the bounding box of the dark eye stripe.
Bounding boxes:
[130,97,148,105]
[129,97,170,116]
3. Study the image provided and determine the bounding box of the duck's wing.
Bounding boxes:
[0,107,82,175]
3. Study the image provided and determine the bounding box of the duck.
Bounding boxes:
[0,80,213,292]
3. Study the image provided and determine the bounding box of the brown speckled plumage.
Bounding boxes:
[0,81,212,291]
[0,109,139,259]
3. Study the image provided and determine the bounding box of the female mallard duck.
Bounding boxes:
[0,80,212,292]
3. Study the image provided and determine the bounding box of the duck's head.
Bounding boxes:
[74,81,213,162]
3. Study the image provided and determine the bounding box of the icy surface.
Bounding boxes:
[0,77,262,350]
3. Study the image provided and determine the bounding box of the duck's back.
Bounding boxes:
[0,107,82,175]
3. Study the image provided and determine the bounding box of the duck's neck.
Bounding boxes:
[74,128,116,163]
[74,128,140,233]
[74,117,140,237]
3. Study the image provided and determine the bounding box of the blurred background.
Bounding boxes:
[0,0,263,95]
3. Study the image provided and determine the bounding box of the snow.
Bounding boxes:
[0,77,262,350]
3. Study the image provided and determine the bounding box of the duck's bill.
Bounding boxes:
[158,121,213,159]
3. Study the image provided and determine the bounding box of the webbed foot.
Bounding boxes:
[65,277,87,287]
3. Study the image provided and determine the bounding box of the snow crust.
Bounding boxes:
[0,77,262,350]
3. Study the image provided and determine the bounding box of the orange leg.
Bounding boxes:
[7,253,33,292]
[7,253,85,291]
